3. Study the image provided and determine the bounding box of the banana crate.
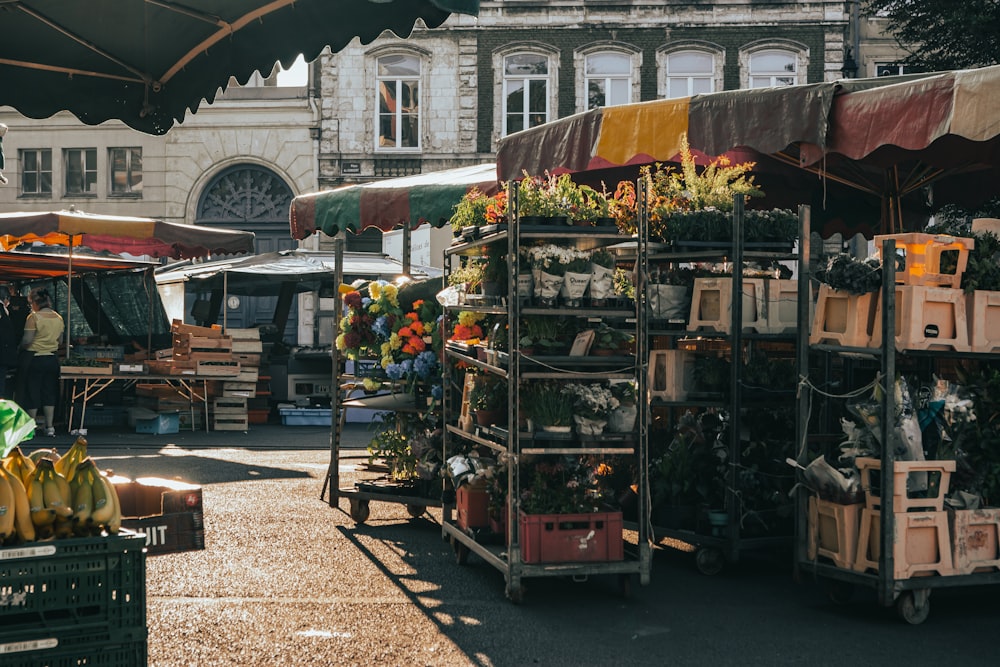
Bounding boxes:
[0,531,147,639]
[0,624,146,667]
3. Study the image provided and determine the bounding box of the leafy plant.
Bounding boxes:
[614,268,635,299]
[649,265,695,287]
[564,382,619,420]
[590,248,616,269]
[926,216,1000,293]
[449,187,491,232]
[518,316,563,351]
[520,456,601,514]
[470,375,507,411]
[814,253,882,294]
[521,381,573,426]
[592,321,634,350]
[448,262,485,292]
[579,183,613,220]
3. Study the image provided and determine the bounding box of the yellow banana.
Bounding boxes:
[27,447,59,465]
[55,437,88,481]
[37,460,73,519]
[71,467,94,526]
[0,466,35,543]
[3,447,35,487]
[106,473,122,535]
[89,471,116,526]
[53,516,74,539]
[27,476,56,528]
[0,469,14,540]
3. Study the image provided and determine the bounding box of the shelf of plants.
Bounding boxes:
[440,176,652,602]
[628,148,802,576]
[322,239,445,524]
[793,217,1000,624]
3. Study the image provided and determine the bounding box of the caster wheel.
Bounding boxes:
[506,584,524,604]
[695,547,725,576]
[618,574,633,599]
[349,499,370,524]
[453,540,470,565]
[406,504,426,518]
[825,580,855,605]
[896,591,931,625]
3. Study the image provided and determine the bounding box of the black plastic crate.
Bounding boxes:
[0,532,146,638]
[0,625,147,667]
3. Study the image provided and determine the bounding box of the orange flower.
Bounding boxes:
[398,326,413,338]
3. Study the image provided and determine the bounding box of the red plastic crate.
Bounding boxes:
[518,510,624,563]
[456,485,490,531]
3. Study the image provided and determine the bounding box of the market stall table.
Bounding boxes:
[63,370,212,434]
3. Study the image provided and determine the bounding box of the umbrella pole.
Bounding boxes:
[146,267,153,355]
[66,237,73,358]
[223,272,228,331]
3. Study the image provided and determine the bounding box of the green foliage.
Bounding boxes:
[521,381,574,426]
[448,262,484,291]
[926,213,1000,292]
[862,0,1000,71]
[951,364,1000,506]
[592,321,634,350]
[470,374,506,411]
[449,187,492,231]
[613,268,635,299]
[814,253,883,294]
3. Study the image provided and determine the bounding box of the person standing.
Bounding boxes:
[20,287,64,437]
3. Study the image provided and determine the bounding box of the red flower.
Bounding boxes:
[344,291,362,308]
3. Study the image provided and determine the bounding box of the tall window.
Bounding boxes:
[65,148,97,195]
[19,149,52,196]
[748,50,797,88]
[585,52,631,109]
[109,148,142,195]
[665,50,716,98]
[376,54,420,150]
[503,53,550,136]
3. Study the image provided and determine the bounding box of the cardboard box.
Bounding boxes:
[112,476,205,556]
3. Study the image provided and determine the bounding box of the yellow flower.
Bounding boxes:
[369,302,381,314]
[389,332,402,350]
[382,284,399,306]
[381,356,392,369]
[340,315,351,329]
[335,333,347,350]
[458,310,483,327]
[369,282,382,300]
[381,342,392,356]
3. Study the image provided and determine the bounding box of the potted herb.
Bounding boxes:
[518,316,562,356]
[449,187,492,236]
[447,262,485,300]
[579,183,616,227]
[517,172,568,223]
[591,321,633,356]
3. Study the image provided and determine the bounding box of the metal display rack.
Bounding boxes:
[793,226,1000,624]
[644,198,803,574]
[440,183,652,602]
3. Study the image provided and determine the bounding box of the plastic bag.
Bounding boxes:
[0,398,35,457]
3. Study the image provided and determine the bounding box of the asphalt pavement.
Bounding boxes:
[37,422,1000,666]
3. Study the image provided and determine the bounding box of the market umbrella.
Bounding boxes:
[290,163,500,239]
[0,208,255,351]
[0,0,480,135]
[496,65,1000,234]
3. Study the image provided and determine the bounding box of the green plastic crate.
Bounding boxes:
[0,625,147,667]
[0,531,147,638]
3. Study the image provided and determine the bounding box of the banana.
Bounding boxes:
[36,460,73,520]
[52,516,74,539]
[27,447,59,465]
[105,473,122,535]
[27,475,56,528]
[2,447,35,487]
[71,466,95,525]
[0,469,14,540]
[55,437,88,481]
[89,471,117,526]
[0,465,35,543]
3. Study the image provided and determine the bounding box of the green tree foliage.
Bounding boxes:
[863,0,1000,71]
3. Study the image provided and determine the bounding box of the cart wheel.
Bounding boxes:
[896,590,931,625]
[453,539,470,565]
[406,504,426,518]
[618,573,633,599]
[695,547,725,576]
[506,583,524,604]
[825,580,855,605]
[349,499,370,524]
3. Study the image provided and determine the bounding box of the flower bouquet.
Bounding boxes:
[589,248,617,306]
[527,244,575,306]
[560,250,592,307]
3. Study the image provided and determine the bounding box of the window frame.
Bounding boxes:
[109,147,143,197]
[19,148,52,197]
[64,147,98,196]
[374,52,422,153]
[740,42,809,89]
[498,49,556,138]
[658,44,724,99]
[581,49,635,110]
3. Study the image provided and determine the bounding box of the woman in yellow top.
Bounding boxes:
[20,287,64,437]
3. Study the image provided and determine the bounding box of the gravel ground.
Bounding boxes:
[66,424,1000,667]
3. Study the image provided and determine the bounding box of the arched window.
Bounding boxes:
[665,50,717,98]
[585,52,632,109]
[503,52,552,136]
[748,49,798,88]
[376,53,421,150]
[196,164,292,237]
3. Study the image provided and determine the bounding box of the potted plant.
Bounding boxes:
[560,250,592,307]
[470,375,507,427]
[479,244,508,297]
[648,265,695,324]
[449,187,492,236]
[517,172,566,223]
[588,248,617,306]
[518,316,562,356]
[607,381,638,433]
[447,261,485,298]
[578,183,617,227]
[590,321,634,356]
[527,244,572,306]
[564,382,618,436]
[521,381,574,432]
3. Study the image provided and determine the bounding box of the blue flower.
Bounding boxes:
[373,315,391,338]
[385,363,404,380]
[431,384,443,400]
[413,350,439,378]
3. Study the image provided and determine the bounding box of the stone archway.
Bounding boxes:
[195,164,298,338]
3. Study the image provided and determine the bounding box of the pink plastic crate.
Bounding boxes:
[518,510,623,563]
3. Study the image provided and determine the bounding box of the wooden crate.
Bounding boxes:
[171,320,225,338]
[966,290,1000,353]
[213,414,249,431]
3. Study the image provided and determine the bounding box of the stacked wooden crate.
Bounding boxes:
[171,321,240,377]
[212,328,264,430]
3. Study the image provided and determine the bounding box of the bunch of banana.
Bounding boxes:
[0,463,33,543]
[54,436,88,481]
[65,458,122,536]
[27,447,59,465]
[2,446,36,487]
[26,459,73,539]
